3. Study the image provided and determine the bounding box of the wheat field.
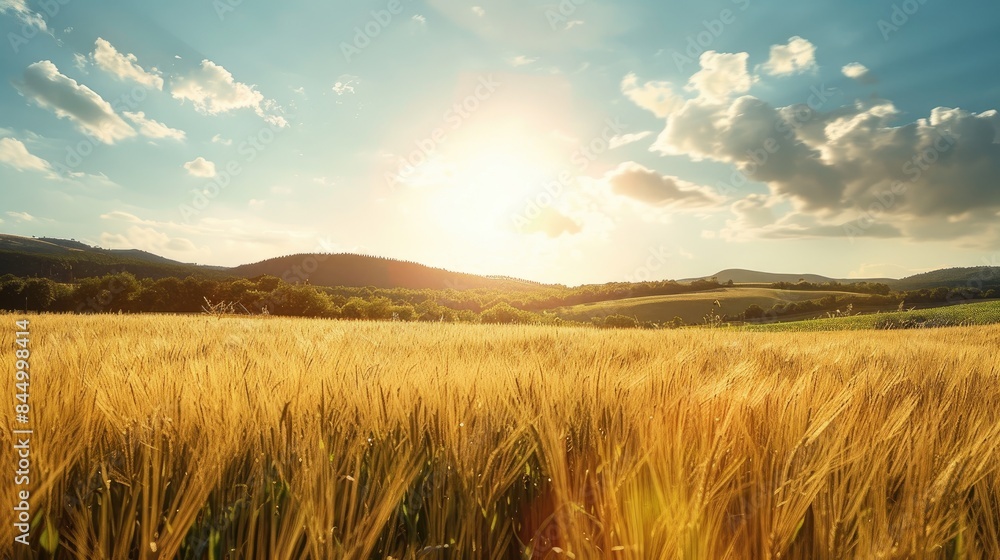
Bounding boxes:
[2,314,1000,559]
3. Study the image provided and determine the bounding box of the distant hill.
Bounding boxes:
[230,253,547,291]
[682,269,836,284]
[0,234,223,282]
[893,267,1000,290]
[680,268,894,285]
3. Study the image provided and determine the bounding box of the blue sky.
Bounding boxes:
[1,0,999,285]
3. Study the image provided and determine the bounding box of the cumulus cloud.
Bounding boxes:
[687,51,754,101]
[123,111,185,140]
[648,90,1000,241]
[621,40,1000,243]
[183,157,216,178]
[604,162,723,208]
[15,61,136,144]
[0,137,51,173]
[171,59,286,126]
[620,73,684,118]
[91,38,163,90]
[842,62,876,84]
[471,6,485,16]
[760,36,817,76]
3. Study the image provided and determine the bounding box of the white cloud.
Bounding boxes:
[507,55,538,67]
[471,6,485,16]
[72,53,88,71]
[171,59,286,126]
[620,73,684,118]
[183,157,216,178]
[211,133,232,146]
[0,137,51,173]
[91,38,163,90]
[123,111,185,140]
[15,61,136,144]
[412,14,426,24]
[842,62,876,84]
[0,0,46,33]
[332,75,359,95]
[609,131,653,149]
[6,211,36,222]
[760,36,817,76]
[688,51,754,101]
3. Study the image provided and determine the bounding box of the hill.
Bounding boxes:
[893,266,1000,290]
[229,253,548,291]
[680,268,894,285]
[551,287,871,325]
[0,233,222,282]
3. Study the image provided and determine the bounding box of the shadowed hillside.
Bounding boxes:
[894,266,1000,290]
[230,253,548,291]
[0,234,223,282]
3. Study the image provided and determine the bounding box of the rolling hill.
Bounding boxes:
[0,234,223,282]
[893,266,1000,290]
[229,253,548,291]
[680,268,893,285]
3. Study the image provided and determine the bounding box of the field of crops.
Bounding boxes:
[551,287,870,325]
[3,314,1000,559]
[744,300,1000,332]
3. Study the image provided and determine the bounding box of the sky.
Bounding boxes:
[1,0,999,286]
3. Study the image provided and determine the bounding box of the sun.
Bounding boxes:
[411,144,557,247]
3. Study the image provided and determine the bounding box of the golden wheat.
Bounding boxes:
[2,314,999,559]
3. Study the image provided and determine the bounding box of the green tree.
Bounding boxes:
[743,304,765,321]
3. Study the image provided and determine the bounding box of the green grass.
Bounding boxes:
[743,299,1000,332]
[552,287,869,324]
